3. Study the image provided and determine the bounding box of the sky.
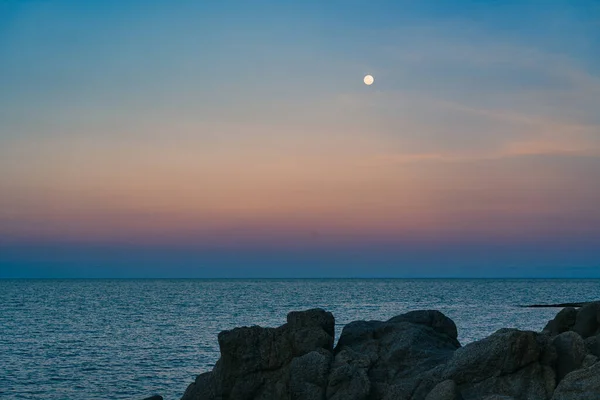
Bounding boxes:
[1,0,599,278]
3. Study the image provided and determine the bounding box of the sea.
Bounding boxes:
[1,279,599,400]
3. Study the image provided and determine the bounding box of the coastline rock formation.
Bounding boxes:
[182,309,335,400]
[180,303,600,400]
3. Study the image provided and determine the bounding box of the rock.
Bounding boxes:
[290,349,332,400]
[388,310,459,340]
[443,329,541,383]
[443,329,554,399]
[584,335,600,357]
[551,331,587,382]
[543,308,578,336]
[215,325,292,398]
[580,354,597,369]
[181,372,216,400]
[180,306,600,400]
[380,384,412,400]
[425,379,463,400]
[458,362,553,400]
[181,308,334,400]
[541,302,600,340]
[572,302,600,339]
[326,358,371,400]
[287,310,335,356]
[552,362,600,400]
[141,396,163,400]
[522,303,589,308]
[329,310,461,399]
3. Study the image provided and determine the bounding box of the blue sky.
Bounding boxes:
[1,0,599,278]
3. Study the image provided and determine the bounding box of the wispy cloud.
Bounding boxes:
[334,19,600,164]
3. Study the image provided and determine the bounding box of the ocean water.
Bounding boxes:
[1,279,599,400]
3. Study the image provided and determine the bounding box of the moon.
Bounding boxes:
[363,75,374,85]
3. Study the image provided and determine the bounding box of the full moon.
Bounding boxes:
[363,75,374,85]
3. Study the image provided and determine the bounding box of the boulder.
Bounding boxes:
[541,302,600,340]
[551,362,600,400]
[572,303,600,339]
[424,379,463,400]
[329,310,461,399]
[551,331,587,382]
[442,329,554,400]
[580,354,597,369]
[326,356,371,400]
[443,329,541,383]
[543,308,578,336]
[457,362,553,400]
[290,349,332,400]
[388,310,459,340]
[584,335,600,357]
[287,309,335,356]
[181,372,217,400]
[179,306,600,400]
[181,308,334,400]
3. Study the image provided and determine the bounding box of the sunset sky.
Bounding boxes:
[1,1,599,277]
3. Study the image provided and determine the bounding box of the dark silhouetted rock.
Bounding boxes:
[326,350,371,400]
[580,354,597,369]
[329,310,461,399]
[551,362,600,400]
[442,329,554,399]
[584,335,600,357]
[388,310,459,340]
[522,303,589,308]
[290,349,332,400]
[541,302,600,341]
[179,305,600,400]
[181,372,216,400]
[572,303,600,339]
[443,329,540,382]
[543,308,578,336]
[141,396,163,400]
[458,362,554,400]
[424,379,463,400]
[551,331,587,382]
[181,308,334,400]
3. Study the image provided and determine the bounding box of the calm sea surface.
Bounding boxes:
[1,279,599,399]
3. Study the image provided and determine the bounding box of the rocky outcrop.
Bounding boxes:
[327,310,460,400]
[552,362,600,400]
[181,308,334,400]
[543,308,578,336]
[424,380,462,400]
[551,332,586,381]
[543,302,600,339]
[521,302,591,308]
[180,303,600,400]
[440,328,555,400]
